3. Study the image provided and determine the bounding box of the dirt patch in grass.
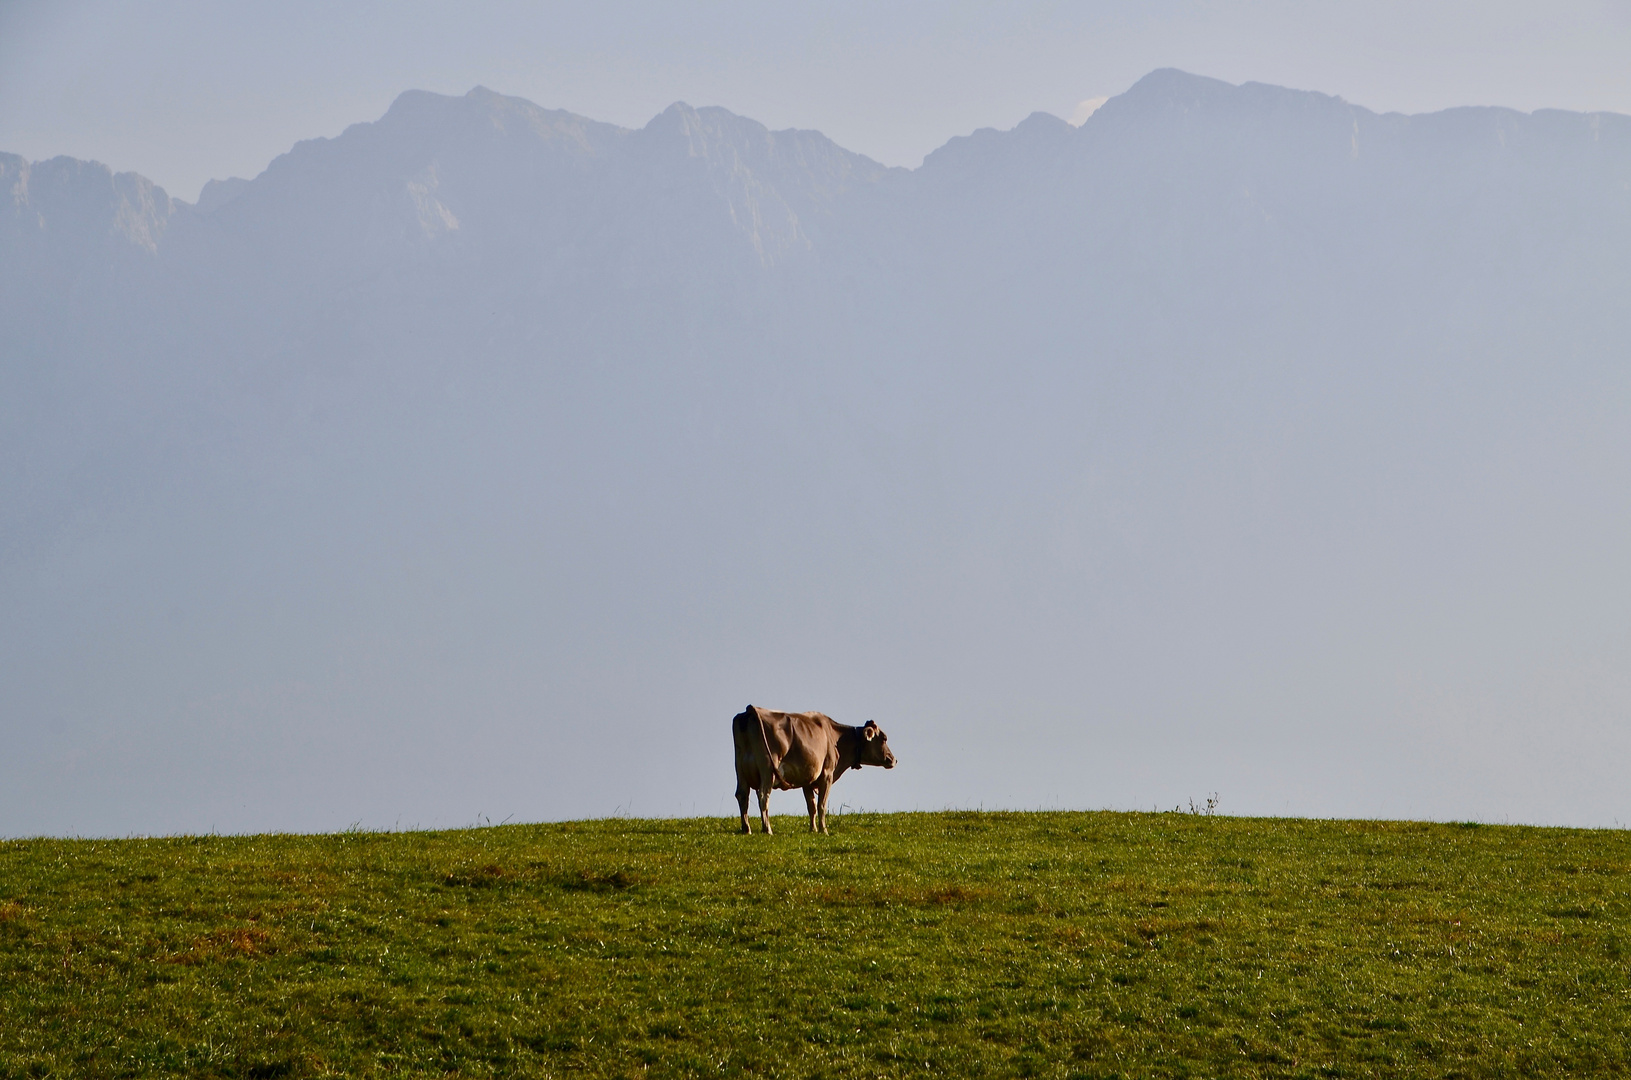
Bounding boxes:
[169,926,277,964]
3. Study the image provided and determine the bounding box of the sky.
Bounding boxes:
[6,3,1631,836]
[4,1,1631,201]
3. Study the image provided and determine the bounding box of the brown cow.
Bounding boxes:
[732,705,897,834]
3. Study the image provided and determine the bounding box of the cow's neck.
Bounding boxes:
[839,725,864,771]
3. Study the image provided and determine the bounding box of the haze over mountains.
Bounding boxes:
[6,69,1631,835]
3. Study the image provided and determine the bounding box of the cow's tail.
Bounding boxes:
[749,704,782,787]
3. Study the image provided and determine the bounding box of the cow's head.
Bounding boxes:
[860,720,896,769]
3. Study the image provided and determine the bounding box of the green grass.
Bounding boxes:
[2,811,1628,1078]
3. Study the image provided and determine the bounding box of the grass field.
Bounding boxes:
[2,811,1628,1078]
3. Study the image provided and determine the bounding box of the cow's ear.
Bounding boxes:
[864,724,877,741]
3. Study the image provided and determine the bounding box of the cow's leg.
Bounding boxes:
[803,785,819,832]
[816,775,834,835]
[756,785,774,835]
[735,777,752,834]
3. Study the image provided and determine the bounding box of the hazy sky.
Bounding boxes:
[8,3,1631,835]
[4,1,1631,201]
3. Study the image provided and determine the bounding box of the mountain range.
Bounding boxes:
[5,69,1631,835]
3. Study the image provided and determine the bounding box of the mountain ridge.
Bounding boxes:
[8,67,1631,279]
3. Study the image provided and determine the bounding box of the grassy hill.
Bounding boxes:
[2,811,1627,1078]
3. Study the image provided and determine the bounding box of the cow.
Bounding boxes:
[732,705,897,835]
